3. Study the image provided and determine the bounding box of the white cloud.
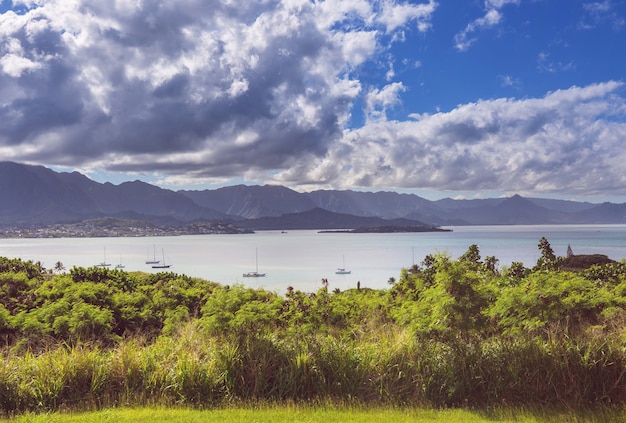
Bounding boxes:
[486,0,520,8]
[0,53,41,77]
[0,33,49,77]
[498,74,521,88]
[314,0,374,29]
[335,30,378,68]
[364,82,406,121]
[377,0,437,33]
[580,0,625,30]
[454,0,519,51]
[2,1,625,200]
[0,0,439,184]
[275,82,626,196]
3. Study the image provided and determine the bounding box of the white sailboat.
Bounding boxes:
[145,245,160,264]
[116,254,125,269]
[151,249,171,269]
[335,255,351,274]
[96,247,111,267]
[243,248,266,277]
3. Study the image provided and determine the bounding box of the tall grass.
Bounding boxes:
[1,321,625,415]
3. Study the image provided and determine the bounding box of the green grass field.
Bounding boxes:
[2,406,625,423]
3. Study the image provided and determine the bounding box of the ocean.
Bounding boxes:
[1,224,625,293]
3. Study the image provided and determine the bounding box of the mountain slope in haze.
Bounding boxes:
[3,161,626,228]
[182,185,458,224]
[569,202,626,223]
[237,208,435,230]
[180,185,316,219]
[83,180,230,223]
[104,187,626,225]
[527,198,596,213]
[56,170,230,222]
[0,162,230,226]
[455,194,567,225]
[305,189,435,219]
[434,197,506,210]
[0,162,100,225]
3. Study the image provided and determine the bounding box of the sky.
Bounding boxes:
[1,0,625,202]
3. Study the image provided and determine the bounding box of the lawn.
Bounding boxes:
[2,407,625,423]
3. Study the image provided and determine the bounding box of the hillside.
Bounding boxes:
[2,161,626,229]
[0,162,100,225]
[180,184,316,219]
[0,162,230,226]
[236,207,434,230]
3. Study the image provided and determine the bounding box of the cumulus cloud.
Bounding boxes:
[1,1,626,199]
[275,81,626,197]
[378,0,437,33]
[454,0,519,51]
[364,82,406,121]
[0,0,436,179]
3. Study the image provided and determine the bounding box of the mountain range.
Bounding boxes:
[1,161,625,229]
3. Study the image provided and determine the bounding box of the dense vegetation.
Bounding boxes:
[0,237,625,415]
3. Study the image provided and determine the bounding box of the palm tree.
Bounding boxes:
[54,261,65,274]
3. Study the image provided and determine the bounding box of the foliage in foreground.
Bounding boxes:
[0,238,625,415]
[1,324,625,415]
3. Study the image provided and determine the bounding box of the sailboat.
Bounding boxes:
[96,247,111,267]
[115,254,125,269]
[151,249,171,269]
[335,255,351,274]
[145,245,160,264]
[243,248,266,277]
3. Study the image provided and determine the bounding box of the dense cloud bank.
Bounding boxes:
[1,1,625,196]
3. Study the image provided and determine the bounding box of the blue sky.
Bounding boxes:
[1,0,625,202]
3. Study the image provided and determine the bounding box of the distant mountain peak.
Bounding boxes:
[1,161,626,227]
[502,194,535,205]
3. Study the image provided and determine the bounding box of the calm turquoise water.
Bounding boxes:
[1,225,625,293]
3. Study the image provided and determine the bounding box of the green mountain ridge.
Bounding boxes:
[1,161,626,228]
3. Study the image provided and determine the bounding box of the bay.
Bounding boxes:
[1,224,625,293]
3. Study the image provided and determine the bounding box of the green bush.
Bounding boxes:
[487,271,616,335]
[0,236,625,414]
[200,284,283,338]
